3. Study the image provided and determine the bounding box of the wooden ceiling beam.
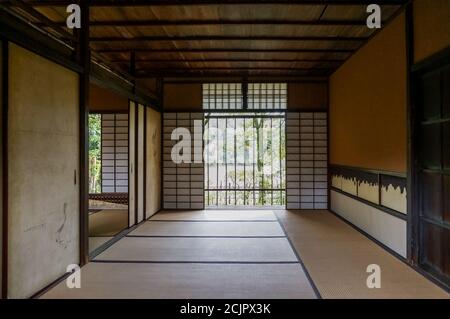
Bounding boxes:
[136,67,333,72]
[40,19,372,27]
[23,0,408,7]
[97,48,354,53]
[135,71,331,78]
[90,35,367,42]
[109,58,345,63]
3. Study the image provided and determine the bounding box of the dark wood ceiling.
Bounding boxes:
[8,0,408,78]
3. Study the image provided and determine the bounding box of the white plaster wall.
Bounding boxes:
[331,190,407,258]
[8,44,79,298]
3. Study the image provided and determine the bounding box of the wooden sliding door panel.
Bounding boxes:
[7,44,79,298]
[286,112,328,210]
[442,65,450,117]
[420,123,441,170]
[415,57,450,286]
[137,104,145,223]
[162,112,204,210]
[101,113,129,193]
[421,172,443,222]
[444,176,450,224]
[420,70,441,120]
[444,122,450,170]
[145,107,161,219]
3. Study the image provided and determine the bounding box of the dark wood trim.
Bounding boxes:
[97,48,354,54]
[411,45,450,74]
[91,35,368,42]
[139,72,329,79]
[408,37,450,289]
[163,79,328,84]
[0,10,82,74]
[326,80,331,211]
[77,1,90,267]
[1,40,9,299]
[136,67,333,75]
[29,270,73,299]
[134,102,139,225]
[127,99,134,228]
[1,5,162,110]
[112,58,345,63]
[127,100,131,227]
[405,1,416,264]
[24,0,408,6]
[143,105,147,219]
[90,63,161,112]
[330,163,407,178]
[158,79,164,211]
[89,110,128,115]
[41,19,375,28]
[5,0,76,42]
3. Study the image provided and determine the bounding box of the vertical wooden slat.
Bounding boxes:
[1,40,9,299]
[77,2,90,267]
[405,1,416,264]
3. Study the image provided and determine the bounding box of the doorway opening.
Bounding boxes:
[88,112,129,254]
[204,113,286,208]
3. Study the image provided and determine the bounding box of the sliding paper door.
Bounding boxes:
[137,104,145,223]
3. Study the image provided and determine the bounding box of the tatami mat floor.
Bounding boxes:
[276,210,449,299]
[43,210,449,299]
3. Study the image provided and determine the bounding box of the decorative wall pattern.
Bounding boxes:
[163,112,204,209]
[330,165,407,215]
[285,112,328,209]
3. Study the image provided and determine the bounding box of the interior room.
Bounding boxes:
[0,0,449,300]
[88,83,130,254]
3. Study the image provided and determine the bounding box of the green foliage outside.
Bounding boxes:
[89,114,102,193]
[204,114,286,207]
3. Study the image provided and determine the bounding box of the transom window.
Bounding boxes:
[202,82,287,111]
[248,83,287,110]
[202,83,243,110]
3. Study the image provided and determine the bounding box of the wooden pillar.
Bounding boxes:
[77,1,90,266]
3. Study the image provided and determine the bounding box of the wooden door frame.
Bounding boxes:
[408,44,450,285]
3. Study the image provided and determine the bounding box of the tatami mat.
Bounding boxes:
[94,237,297,262]
[89,209,128,237]
[41,262,316,299]
[149,210,277,221]
[276,210,450,299]
[128,221,284,237]
[89,237,113,253]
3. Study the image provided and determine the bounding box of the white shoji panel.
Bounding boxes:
[286,112,328,209]
[163,112,204,209]
[101,113,129,193]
